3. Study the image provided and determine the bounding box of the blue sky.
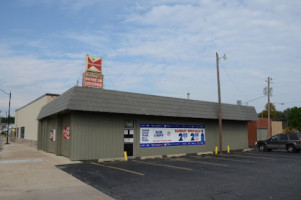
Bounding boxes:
[1,0,301,117]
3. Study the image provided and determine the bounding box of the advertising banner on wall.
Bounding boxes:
[50,129,56,141]
[140,124,205,148]
[63,126,70,140]
[86,55,102,73]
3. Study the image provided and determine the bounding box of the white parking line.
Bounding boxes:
[224,154,276,160]
[91,162,145,176]
[170,158,228,167]
[193,155,255,163]
[132,160,193,171]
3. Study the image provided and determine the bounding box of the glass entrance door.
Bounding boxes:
[124,120,134,156]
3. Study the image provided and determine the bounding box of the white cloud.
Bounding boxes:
[0,53,84,112]
[19,0,102,11]
[1,0,301,115]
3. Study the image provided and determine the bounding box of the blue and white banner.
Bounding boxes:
[140,124,205,148]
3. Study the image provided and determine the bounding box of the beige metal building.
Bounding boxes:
[272,121,283,136]
[15,94,59,144]
[37,86,257,161]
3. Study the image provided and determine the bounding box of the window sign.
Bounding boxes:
[140,124,205,148]
[63,126,70,140]
[50,129,56,141]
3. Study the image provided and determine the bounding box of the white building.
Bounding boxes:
[15,94,59,144]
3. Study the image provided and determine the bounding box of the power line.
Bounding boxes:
[220,65,247,100]
[245,96,266,105]
[278,100,301,104]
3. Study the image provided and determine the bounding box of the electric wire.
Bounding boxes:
[220,65,248,101]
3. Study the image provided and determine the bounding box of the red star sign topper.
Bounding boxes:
[86,55,102,72]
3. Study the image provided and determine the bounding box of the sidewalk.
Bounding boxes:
[0,140,114,200]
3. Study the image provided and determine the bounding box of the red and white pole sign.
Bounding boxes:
[86,55,102,73]
[82,72,103,88]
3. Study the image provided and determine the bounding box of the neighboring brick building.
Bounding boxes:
[248,118,283,146]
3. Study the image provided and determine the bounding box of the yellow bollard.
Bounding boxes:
[124,151,128,161]
[215,146,218,155]
[227,145,230,154]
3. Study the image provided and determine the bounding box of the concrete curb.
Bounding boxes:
[166,153,186,158]
[98,157,124,162]
[243,148,254,152]
[140,155,163,160]
[197,151,214,155]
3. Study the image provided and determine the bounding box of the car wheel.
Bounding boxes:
[287,145,296,153]
[259,144,266,152]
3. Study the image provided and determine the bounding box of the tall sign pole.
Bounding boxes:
[216,52,223,154]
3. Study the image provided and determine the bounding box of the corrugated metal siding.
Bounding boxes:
[46,118,57,154]
[37,117,58,154]
[70,112,124,160]
[222,121,248,149]
[68,112,249,160]
[134,116,248,157]
[38,119,48,151]
[42,119,48,151]
[60,115,71,158]
[38,111,249,160]
[37,115,71,158]
[37,121,42,150]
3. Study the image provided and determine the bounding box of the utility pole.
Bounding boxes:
[216,52,226,154]
[7,91,11,144]
[0,88,11,144]
[265,77,272,138]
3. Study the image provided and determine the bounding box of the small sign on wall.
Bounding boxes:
[124,138,134,143]
[50,129,56,141]
[63,126,70,140]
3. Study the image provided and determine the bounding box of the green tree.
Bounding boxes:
[258,103,277,118]
[0,117,15,124]
[288,107,301,131]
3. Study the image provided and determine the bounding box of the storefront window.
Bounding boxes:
[124,120,134,129]
[20,127,25,138]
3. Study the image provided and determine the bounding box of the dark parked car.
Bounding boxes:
[256,133,301,153]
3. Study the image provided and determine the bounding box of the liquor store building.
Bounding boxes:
[37,86,257,161]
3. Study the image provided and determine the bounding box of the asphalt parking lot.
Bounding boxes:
[57,150,301,200]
